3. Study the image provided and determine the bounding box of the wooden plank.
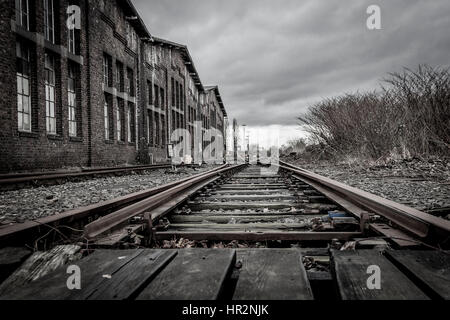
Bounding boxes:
[86,250,177,300]
[187,202,338,211]
[169,215,320,224]
[0,245,81,297]
[212,189,290,195]
[155,231,362,242]
[202,195,299,201]
[1,249,143,300]
[167,222,311,231]
[188,210,322,216]
[137,249,236,300]
[219,184,285,189]
[385,250,450,300]
[233,249,313,300]
[331,250,428,300]
[1,249,176,300]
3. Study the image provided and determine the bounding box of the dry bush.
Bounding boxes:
[298,65,450,161]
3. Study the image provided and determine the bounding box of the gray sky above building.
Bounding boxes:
[134,0,450,144]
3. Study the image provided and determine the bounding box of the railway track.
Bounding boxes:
[154,165,362,243]
[0,163,176,191]
[0,162,449,300]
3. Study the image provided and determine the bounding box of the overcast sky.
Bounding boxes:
[134,0,450,146]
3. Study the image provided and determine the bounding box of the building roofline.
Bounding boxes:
[204,86,227,117]
[119,0,151,38]
[150,36,204,92]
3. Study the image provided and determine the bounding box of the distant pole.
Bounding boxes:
[233,119,238,164]
[242,124,247,164]
[257,143,260,165]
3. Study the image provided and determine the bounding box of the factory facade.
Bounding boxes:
[0,0,227,172]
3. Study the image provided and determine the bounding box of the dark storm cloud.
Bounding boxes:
[134,0,450,126]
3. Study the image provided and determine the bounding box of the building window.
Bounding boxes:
[103,53,112,87]
[104,98,109,139]
[44,0,55,43]
[161,114,166,146]
[16,40,31,132]
[15,0,29,30]
[45,52,56,134]
[126,68,134,96]
[155,112,160,146]
[154,84,159,108]
[172,110,176,131]
[175,81,179,109]
[147,112,153,145]
[171,78,175,107]
[116,61,124,92]
[127,103,136,143]
[68,26,76,54]
[68,63,77,137]
[126,22,137,51]
[67,1,80,55]
[117,99,125,141]
[147,80,152,105]
[104,94,113,140]
[180,83,184,110]
[160,87,165,109]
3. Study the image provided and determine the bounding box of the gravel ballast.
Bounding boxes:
[0,165,218,224]
[283,157,450,218]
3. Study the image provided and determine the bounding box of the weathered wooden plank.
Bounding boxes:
[219,184,286,189]
[86,250,177,300]
[331,250,428,300]
[188,210,322,216]
[1,249,143,300]
[0,245,81,297]
[212,189,290,195]
[188,202,338,211]
[233,249,313,300]
[231,175,279,179]
[137,249,236,300]
[167,222,311,231]
[155,231,361,242]
[202,194,299,201]
[169,215,320,224]
[385,250,450,300]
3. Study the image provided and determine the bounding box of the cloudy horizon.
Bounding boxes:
[134,0,450,146]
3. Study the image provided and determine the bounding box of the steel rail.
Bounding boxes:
[278,161,450,240]
[0,164,230,246]
[0,163,174,186]
[83,164,246,240]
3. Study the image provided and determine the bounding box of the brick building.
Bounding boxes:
[0,0,227,172]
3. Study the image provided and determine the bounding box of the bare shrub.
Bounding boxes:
[298,65,450,161]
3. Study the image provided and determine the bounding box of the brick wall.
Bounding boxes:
[87,0,139,167]
[0,0,227,173]
[0,0,89,172]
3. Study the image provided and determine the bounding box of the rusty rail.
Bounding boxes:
[279,161,450,242]
[0,163,175,189]
[83,164,246,240]
[0,164,230,247]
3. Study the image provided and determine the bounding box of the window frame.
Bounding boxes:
[16,40,32,133]
[68,63,77,137]
[15,0,30,30]
[44,0,55,43]
[44,52,56,135]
